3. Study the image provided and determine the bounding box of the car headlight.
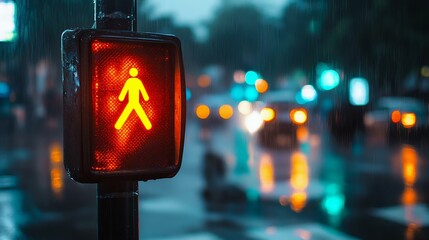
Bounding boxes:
[261,107,275,122]
[401,112,416,128]
[245,111,263,134]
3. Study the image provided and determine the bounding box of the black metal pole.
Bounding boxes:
[97,181,139,240]
[95,0,139,239]
[95,0,137,31]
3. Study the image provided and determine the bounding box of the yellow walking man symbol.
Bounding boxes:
[114,68,152,130]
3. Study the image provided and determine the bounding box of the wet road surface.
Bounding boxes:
[1,118,429,239]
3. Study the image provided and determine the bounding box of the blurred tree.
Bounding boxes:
[202,4,279,83]
[319,0,429,95]
[138,16,201,73]
[12,0,92,63]
[0,0,92,102]
[276,0,325,80]
[138,0,202,74]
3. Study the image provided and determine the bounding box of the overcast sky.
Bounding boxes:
[145,0,290,40]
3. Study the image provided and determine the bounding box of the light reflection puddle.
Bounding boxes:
[0,190,29,239]
[147,232,222,240]
[372,204,429,226]
[0,175,18,189]
[140,198,204,218]
[247,223,359,240]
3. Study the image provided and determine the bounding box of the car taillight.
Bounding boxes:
[391,110,401,123]
[290,109,307,125]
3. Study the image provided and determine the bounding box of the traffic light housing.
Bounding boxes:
[62,29,185,183]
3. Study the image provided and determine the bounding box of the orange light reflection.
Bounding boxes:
[399,145,421,238]
[402,187,417,205]
[259,154,275,193]
[402,146,417,186]
[296,126,309,143]
[49,142,64,198]
[405,223,420,240]
[290,192,308,213]
[289,152,309,212]
[290,152,309,190]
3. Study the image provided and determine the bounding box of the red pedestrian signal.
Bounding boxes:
[62,29,185,182]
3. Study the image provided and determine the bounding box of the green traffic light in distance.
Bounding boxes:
[349,77,369,106]
[318,69,340,91]
[0,1,17,42]
[245,71,259,85]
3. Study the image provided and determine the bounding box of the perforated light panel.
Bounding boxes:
[90,38,175,173]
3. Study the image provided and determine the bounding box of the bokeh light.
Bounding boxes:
[290,109,307,124]
[230,85,244,101]
[245,71,259,85]
[0,1,16,42]
[261,107,275,122]
[244,86,259,102]
[301,85,317,102]
[186,88,192,101]
[349,77,369,106]
[197,74,211,88]
[391,110,401,123]
[196,104,210,119]
[238,101,252,115]
[401,113,416,128]
[245,111,263,134]
[218,104,233,120]
[233,70,245,83]
[421,66,429,77]
[255,79,269,93]
[318,69,340,91]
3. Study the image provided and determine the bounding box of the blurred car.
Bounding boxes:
[194,93,235,128]
[364,97,428,141]
[327,103,366,141]
[256,90,308,148]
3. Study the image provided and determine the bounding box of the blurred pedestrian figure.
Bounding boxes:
[201,147,246,206]
[202,149,226,202]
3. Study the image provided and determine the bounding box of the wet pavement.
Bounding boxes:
[1,118,429,239]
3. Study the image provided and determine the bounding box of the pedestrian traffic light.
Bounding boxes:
[62,29,185,183]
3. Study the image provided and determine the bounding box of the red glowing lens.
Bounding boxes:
[90,38,175,173]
